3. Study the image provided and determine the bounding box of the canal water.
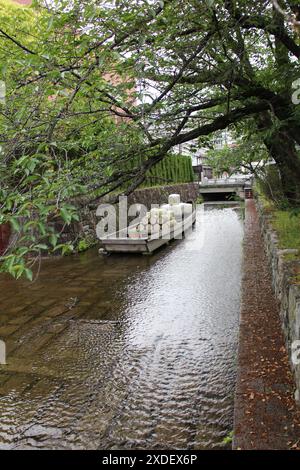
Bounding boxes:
[0,204,244,449]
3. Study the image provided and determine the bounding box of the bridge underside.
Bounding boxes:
[200,186,245,201]
[201,191,238,202]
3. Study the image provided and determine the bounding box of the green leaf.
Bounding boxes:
[35,244,48,250]
[9,217,21,232]
[49,233,58,247]
[25,268,33,281]
[60,207,72,224]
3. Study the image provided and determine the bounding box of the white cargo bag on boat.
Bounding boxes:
[161,203,192,222]
[168,194,181,206]
[181,203,193,217]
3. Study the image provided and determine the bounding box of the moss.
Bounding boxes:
[77,237,96,253]
[222,431,234,446]
[291,274,300,285]
[253,184,275,212]
[196,195,204,204]
[283,253,299,262]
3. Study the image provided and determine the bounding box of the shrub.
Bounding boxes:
[256,165,287,208]
[144,154,194,187]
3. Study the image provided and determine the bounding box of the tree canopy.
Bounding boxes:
[1,0,300,278]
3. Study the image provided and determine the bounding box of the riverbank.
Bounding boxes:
[233,200,300,450]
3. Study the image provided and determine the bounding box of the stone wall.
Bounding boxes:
[255,197,300,404]
[126,182,199,208]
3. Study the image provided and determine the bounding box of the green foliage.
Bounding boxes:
[256,165,287,209]
[143,154,194,187]
[222,431,234,446]
[256,190,300,260]
[272,211,300,256]
[0,0,145,279]
[206,136,268,177]
[77,237,96,253]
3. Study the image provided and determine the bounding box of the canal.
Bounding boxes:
[0,204,244,449]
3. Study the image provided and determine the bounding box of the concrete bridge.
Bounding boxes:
[199,177,253,201]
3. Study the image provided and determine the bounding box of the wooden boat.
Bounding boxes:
[99,210,196,255]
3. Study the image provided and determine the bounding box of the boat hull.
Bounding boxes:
[100,211,196,254]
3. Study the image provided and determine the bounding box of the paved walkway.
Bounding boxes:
[234,200,300,450]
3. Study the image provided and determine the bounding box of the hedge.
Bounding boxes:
[121,153,194,190]
[143,154,194,188]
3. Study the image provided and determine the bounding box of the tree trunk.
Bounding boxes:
[264,130,300,206]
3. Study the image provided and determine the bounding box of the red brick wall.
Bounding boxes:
[0,223,11,256]
[13,0,32,5]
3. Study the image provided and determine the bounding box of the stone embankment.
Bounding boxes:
[234,199,300,450]
[256,198,300,404]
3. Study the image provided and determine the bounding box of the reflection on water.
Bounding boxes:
[0,204,243,449]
